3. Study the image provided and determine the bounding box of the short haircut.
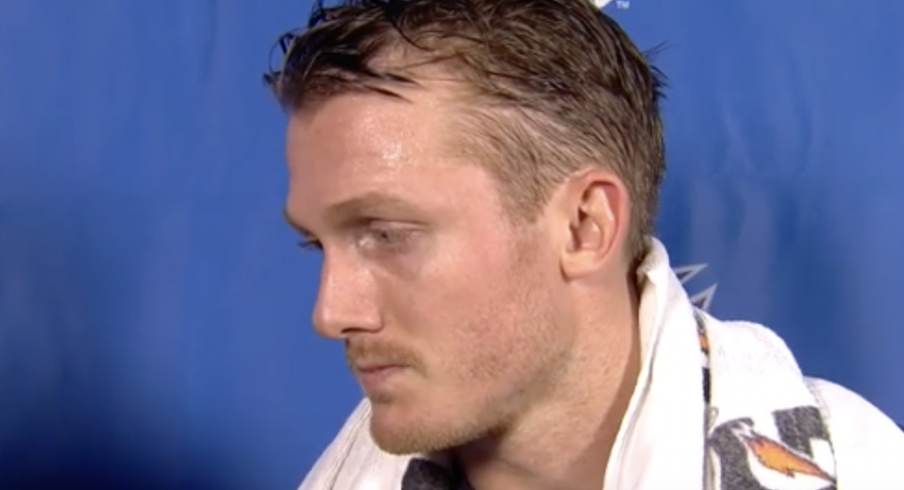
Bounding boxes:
[265,0,666,265]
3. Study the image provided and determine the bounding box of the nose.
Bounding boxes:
[311,252,381,339]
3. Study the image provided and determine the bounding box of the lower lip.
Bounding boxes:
[357,366,405,389]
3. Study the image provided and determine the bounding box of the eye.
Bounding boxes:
[362,226,414,250]
[370,228,409,245]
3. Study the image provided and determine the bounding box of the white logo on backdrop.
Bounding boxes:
[592,0,631,10]
[673,264,719,312]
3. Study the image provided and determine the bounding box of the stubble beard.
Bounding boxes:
[368,297,570,456]
[368,225,572,456]
[367,340,568,457]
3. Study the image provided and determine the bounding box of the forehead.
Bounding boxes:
[284,89,499,223]
[287,90,437,167]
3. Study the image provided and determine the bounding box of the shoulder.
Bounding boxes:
[805,377,904,486]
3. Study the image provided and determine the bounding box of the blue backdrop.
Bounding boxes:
[1,0,902,488]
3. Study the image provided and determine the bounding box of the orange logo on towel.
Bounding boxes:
[739,429,835,483]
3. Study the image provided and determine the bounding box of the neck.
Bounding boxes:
[454,276,641,490]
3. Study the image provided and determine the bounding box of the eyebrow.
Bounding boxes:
[283,192,423,235]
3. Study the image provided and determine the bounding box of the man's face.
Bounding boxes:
[284,85,577,455]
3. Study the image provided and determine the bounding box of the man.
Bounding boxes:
[265,1,904,489]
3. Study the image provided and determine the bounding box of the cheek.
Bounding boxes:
[386,243,543,376]
[375,221,559,373]
[376,227,507,326]
[379,256,499,345]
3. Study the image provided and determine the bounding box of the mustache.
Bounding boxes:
[345,339,421,369]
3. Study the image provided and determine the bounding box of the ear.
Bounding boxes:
[559,169,630,280]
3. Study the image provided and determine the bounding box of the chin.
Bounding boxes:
[370,426,436,456]
[368,403,488,456]
[368,401,431,455]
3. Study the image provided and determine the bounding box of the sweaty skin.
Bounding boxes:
[283,79,641,490]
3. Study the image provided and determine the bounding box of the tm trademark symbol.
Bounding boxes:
[616,0,630,8]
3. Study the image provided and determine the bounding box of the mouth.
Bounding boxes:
[353,364,407,390]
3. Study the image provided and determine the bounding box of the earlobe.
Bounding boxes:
[560,175,626,279]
